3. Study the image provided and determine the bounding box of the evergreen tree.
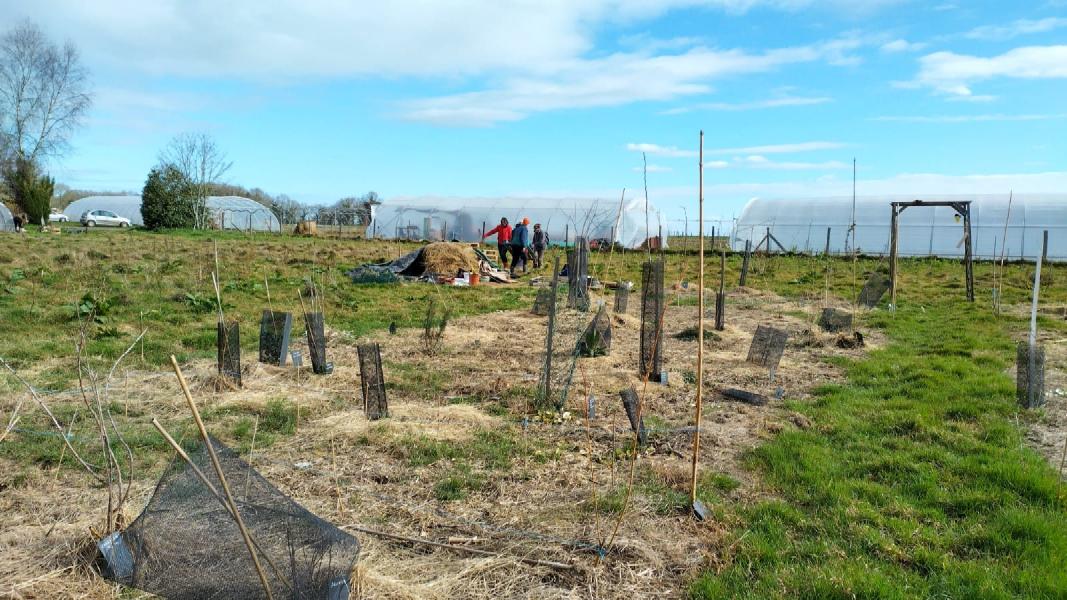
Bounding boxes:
[141,165,197,230]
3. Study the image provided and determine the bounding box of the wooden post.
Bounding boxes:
[824,227,832,256]
[690,130,704,511]
[889,205,899,306]
[963,204,974,302]
[565,224,569,247]
[764,227,771,254]
[710,226,716,252]
[739,239,751,286]
[715,250,726,331]
[1042,230,1049,264]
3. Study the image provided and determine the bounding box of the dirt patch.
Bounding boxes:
[0,286,878,599]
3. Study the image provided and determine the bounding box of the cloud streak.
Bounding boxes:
[909,45,1067,98]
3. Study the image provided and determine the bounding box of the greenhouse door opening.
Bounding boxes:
[889,200,974,304]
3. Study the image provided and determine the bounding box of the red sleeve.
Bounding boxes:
[484,225,500,238]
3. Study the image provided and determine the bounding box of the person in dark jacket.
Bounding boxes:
[531,223,549,268]
[482,217,512,268]
[12,213,24,233]
[509,218,530,276]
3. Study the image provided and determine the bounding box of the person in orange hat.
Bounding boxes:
[509,218,530,276]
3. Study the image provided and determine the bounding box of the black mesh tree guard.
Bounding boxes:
[217,321,242,387]
[817,308,853,333]
[858,273,891,308]
[619,387,648,447]
[532,288,553,316]
[613,284,629,314]
[358,343,388,420]
[746,325,789,370]
[100,437,359,599]
[259,310,293,366]
[578,304,612,357]
[304,312,332,375]
[639,260,665,382]
[567,237,590,311]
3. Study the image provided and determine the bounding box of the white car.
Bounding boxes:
[80,209,131,228]
[48,212,69,223]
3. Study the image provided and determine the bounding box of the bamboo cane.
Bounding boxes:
[168,357,275,600]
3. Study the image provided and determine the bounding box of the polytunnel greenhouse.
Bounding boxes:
[732,194,1066,261]
[371,196,665,249]
[0,204,14,231]
[62,195,280,231]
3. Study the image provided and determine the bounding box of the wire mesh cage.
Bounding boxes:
[100,437,360,599]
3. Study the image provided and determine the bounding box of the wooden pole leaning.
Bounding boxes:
[169,355,275,600]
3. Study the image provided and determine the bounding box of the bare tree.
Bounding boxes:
[0,21,91,167]
[159,132,233,229]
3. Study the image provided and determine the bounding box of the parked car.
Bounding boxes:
[48,212,69,223]
[80,209,131,228]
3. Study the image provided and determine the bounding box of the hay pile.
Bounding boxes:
[421,242,480,276]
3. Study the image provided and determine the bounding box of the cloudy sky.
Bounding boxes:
[4,0,1066,226]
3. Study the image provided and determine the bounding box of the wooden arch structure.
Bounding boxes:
[889,200,974,305]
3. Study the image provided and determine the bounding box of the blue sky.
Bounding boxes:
[4,0,1067,228]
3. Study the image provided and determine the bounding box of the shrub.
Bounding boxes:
[141,165,197,230]
[4,160,53,225]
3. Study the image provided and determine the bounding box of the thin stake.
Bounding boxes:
[690,130,705,509]
[151,418,292,593]
[168,357,275,600]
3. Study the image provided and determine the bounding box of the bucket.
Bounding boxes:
[469,273,480,286]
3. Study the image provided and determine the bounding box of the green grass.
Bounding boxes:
[691,301,1067,599]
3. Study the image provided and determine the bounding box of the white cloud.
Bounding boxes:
[872,113,1067,123]
[911,45,1067,97]
[8,0,903,79]
[663,95,831,113]
[626,143,697,157]
[736,155,848,169]
[706,141,847,154]
[965,17,1067,41]
[705,160,731,169]
[401,40,862,125]
[880,39,927,53]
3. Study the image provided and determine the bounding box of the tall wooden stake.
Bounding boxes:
[889,205,899,307]
[170,356,274,600]
[690,130,705,510]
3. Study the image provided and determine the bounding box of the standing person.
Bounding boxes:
[482,217,512,268]
[531,223,549,268]
[510,218,530,276]
[12,212,23,233]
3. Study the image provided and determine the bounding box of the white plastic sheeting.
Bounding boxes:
[0,204,13,231]
[63,195,280,231]
[733,194,1066,261]
[371,196,665,249]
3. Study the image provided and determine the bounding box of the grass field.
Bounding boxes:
[1,227,1065,598]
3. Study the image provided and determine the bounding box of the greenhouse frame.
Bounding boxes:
[62,195,280,231]
[732,194,1066,261]
[371,196,665,249]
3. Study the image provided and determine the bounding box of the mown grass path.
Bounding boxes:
[693,302,1067,598]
